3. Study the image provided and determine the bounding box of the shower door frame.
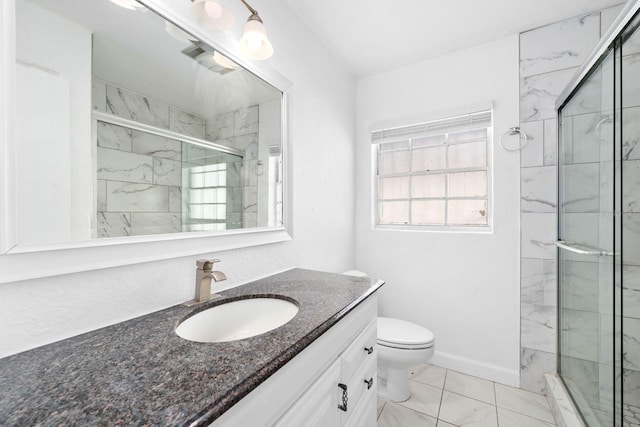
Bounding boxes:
[555,1,640,425]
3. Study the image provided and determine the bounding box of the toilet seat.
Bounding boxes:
[377,317,434,350]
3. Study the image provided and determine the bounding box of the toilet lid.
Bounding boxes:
[377,317,434,349]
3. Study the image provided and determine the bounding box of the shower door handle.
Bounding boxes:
[556,241,615,257]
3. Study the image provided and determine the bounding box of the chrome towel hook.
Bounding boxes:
[499,126,528,152]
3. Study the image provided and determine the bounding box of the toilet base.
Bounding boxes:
[377,365,412,402]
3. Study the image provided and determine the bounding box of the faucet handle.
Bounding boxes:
[196,259,221,271]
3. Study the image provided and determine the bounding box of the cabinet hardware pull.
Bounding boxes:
[364,377,374,390]
[338,383,348,411]
[364,346,374,354]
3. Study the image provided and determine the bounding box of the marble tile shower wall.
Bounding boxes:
[206,106,260,228]
[518,9,619,394]
[93,80,260,236]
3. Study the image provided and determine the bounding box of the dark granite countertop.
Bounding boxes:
[0,268,383,426]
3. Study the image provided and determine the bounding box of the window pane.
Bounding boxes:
[412,146,446,172]
[379,150,411,174]
[448,141,486,168]
[411,200,445,224]
[379,176,410,199]
[448,128,487,143]
[411,174,445,198]
[448,171,487,197]
[379,201,409,224]
[448,199,488,225]
[191,173,204,188]
[380,140,410,151]
[412,135,445,148]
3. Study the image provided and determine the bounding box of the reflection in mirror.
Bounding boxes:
[14,0,283,245]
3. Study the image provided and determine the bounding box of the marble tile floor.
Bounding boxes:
[377,364,557,427]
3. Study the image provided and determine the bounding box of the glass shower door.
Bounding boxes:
[557,48,621,426]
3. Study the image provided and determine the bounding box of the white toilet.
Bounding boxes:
[342,271,435,402]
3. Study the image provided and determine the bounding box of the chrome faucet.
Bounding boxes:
[187,259,227,306]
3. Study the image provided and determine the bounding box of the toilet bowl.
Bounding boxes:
[377,317,434,401]
[342,270,436,402]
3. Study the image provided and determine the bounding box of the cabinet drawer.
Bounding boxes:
[340,353,376,424]
[340,318,376,381]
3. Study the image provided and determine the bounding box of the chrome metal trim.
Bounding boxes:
[556,240,615,257]
[555,0,640,110]
[93,111,244,157]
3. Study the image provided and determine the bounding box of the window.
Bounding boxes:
[373,110,492,229]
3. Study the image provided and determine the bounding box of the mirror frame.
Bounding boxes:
[0,0,293,283]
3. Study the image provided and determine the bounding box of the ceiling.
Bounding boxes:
[283,0,625,77]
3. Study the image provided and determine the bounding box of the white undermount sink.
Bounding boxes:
[175,297,299,343]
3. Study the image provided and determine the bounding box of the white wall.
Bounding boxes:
[0,0,356,358]
[355,36,521,385]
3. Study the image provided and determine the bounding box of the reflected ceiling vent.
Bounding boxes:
[181,43,238,75]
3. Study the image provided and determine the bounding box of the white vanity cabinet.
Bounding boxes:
[213,295,378,427]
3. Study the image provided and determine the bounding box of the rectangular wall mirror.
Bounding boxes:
[14,0,284,246]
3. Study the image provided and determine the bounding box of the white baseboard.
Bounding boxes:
[430,350,519,387]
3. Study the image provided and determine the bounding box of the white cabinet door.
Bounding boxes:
[274,359,341,427]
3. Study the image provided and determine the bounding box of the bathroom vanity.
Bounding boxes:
[0,269,383,426]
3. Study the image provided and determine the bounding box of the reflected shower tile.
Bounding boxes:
[520,13,600,78]
[520,348,555,394]
[521,303,556,353]
[521,213,556,259]
[560,308,599,362]
[106,182,169,212]
[520,121,544,167]
[97,122,132,151]
[561,361,600,409]
[97,147,153,184]
[206,112,234,140]
[561,62,606,116]
[97,212,130,238]
[184,144,206,166]
[130,213,181,235]
[243,187,258,213]
[624,266,640,319]
[520,68,577,122]
[106,85,169,129]
[521,166,556,213]
[97,179,107,212]
[543,119,557,166]
[169,186,181,213]
[131,130,181,161]
[153,158,181,186]
[234,105,259,136]
[623,54,640,108]
[228,133,258,156]
[561,163,600,212]
[623,106,640,160]
[92,79,106,112]
[169,107,205,139]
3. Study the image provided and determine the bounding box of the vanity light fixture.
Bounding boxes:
[237,0,273,60]
[191,0,235,31]
[213,51,239,69]
[108,0,145,10]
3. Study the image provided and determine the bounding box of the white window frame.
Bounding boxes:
[372,110,493,233]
